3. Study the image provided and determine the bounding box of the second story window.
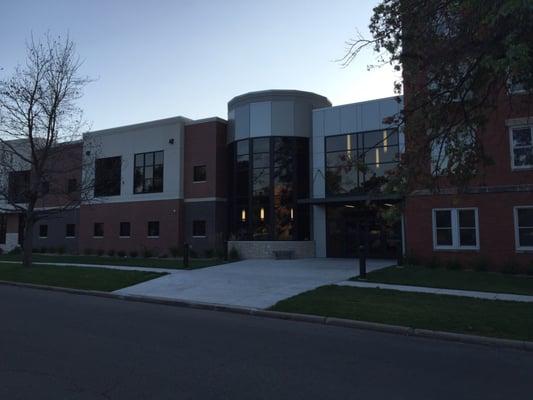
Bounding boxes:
[325,130,399,196]
[94,156,121,197]
[67,178,78,193]
[193,165,207,182]
[510,126,533,169]
[8,170,30,203]
[134,151,164,194]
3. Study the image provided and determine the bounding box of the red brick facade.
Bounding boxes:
[404,93,533,270]
[79,199,183,256]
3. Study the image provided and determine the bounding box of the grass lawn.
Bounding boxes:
[0,254,222,270]
[271,285,533,341]
[0,262,164,292]
[353,265,533,296]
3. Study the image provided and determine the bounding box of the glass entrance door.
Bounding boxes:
[326,203,400,259]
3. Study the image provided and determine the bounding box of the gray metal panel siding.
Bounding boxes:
[250,101,271,137]
[271,101,294,135]
[234,104,250,141]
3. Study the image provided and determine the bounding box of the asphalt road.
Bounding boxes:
[1,285,532,400]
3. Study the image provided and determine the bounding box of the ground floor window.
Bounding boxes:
[514,206,533,250]
[65,224,76,238]
[147,221,159,237]
[432,208,479,250]
[193,220,206,237]
[0,214,6,244]
[39,224,48,238]
[93,223,104,238]
[120,222,131,237]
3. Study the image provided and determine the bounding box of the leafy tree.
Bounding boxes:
[342,0,533,191]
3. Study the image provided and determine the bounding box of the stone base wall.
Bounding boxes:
[228,241,315,259]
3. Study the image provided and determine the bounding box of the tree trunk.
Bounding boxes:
[22,215,34,268]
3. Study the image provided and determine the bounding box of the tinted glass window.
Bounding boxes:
[65,224,76,238]
[95,156,121,197]
[193,220,206,237]
[134,151,164,194]
[193,165,207,182]
[147,221,159,237]
[119,222,130,237]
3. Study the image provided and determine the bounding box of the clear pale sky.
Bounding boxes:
[1,0,398,131]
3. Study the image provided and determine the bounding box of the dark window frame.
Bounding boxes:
[119,222,131,238]
[0,214,6,244]
[192,220,206,237]
[9,170,31,203]
[65,224,76,238]
[94,156,122,197]
[228,137,309,241]
[324,129,400,197]
[93,223,104,238]
[67,178,78,194]
[134,151,164,194]
[193,165,207,182]
[39,224,48,238]
[147,221,160,237]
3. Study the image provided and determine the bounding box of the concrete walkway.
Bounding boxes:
[0,260,176,274]
[338,280,533,303]
[114,258,394,309]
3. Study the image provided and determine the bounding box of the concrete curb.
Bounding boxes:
[1,279,532,352]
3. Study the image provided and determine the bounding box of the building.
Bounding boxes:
[403,91,533,270]
[1,86,531,271]
[0,90,404,261]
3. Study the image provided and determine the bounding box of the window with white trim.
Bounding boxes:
[432,208,479,250]
[510,126,533,169]
[514,207,533,251]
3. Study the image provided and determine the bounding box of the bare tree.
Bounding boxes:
[0,34,93,267]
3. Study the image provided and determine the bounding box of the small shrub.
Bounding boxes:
[403,251,420,266]
[189,249,198,259]
[526,262,533,276]
[8,246,22,255]
[228,246,240,261]
[204,248,215,258]
[427,256,441,269]
[57,246,65,254]
[129,250,138,258]
[215,248,226,260]
[502,259,519,275]
[142,247,154,258]
[159,253,168,258]
[445,259,462,270]
[107,249,115,257]
[40,247,48,254]
[96,249,105,256]
[117,250,126,258]
[84,248,94,255]
[469,256,489,272]
[169,246,181,258]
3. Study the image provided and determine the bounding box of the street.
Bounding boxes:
[1,285,532,399]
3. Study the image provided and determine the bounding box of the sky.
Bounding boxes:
[1,0,399,131]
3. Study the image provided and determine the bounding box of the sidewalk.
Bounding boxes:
[0,260,179,274]
[337,280,533,303]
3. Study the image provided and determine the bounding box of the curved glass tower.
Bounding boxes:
[227,90,331,241]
